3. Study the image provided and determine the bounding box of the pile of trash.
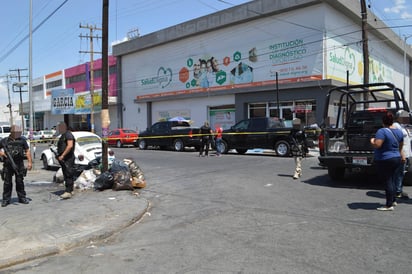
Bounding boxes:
[71,158,146,191]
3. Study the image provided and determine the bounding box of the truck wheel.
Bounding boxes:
[138,140,147,150]
[275,140,290,157]
[236,148,247,154]
[328,166,345,180]
[220,140,229,154]
[173,139,184,152]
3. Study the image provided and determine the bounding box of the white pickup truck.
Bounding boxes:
[0,125,11,139]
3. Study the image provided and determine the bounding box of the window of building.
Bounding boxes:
[46,79,62,89]
[33,84,43,92]
[249,103,266,117]
[248,99,317,126]
[66,74,86,84]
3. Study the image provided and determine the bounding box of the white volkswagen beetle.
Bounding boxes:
[41,131,114,170]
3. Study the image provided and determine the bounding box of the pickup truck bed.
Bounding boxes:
[318,82,412,185]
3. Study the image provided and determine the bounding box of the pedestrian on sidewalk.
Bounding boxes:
[0,125,32,207]
[56,122,76,199]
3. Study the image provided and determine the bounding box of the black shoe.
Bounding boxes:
[1,201,10,207]
[18,198,29,204]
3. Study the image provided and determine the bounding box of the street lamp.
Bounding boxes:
[403,34,412,94]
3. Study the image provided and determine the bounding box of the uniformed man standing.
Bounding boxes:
[0,125,32,207]
[56,122,75,199]
[290,118,308,179]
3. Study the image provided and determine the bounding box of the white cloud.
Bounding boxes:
[384,0,406,14]
[401,11,412,19]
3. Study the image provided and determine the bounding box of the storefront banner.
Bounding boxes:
[133,17,324,100]
[51,88,102,115]
[74,90,102,114]
[326,37,394,84]
[51,88,75,115]
[209,109,236,130]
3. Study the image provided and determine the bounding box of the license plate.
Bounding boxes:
[353,157,367,165]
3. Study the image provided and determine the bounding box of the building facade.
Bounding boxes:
[113,0,412,131]
[23,56,119,133]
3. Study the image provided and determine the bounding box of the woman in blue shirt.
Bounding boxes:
[370,111,404,211]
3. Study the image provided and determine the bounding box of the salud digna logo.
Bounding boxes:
[329,47,356,74]
[141,67,173,88]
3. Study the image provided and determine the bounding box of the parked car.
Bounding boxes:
[107,128,139,148]
[37,130,56,143]
[220,117,295,156]
[137,121,200,151]
[40,131,114,170]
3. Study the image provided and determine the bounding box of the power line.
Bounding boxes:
[0,0,69,65]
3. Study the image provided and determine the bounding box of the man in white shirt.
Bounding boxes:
[393,110,411,199]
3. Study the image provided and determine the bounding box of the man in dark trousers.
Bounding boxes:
[0,125,32,207]
[56,122,75,199]
[199,121,213,157]
[290,118,308,179]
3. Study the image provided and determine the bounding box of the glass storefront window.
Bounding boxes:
[249,103,266,118]
[249,99,317,126]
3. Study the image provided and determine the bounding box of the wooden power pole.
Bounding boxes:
[79,24,102,133]
[101,0,110,171]
[360,0,369,85]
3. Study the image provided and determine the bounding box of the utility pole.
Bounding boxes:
[101,0,110,171]
[79,24,102,133]
[360,0,369,85]
[10,68,28,130]
[0,75,14,125]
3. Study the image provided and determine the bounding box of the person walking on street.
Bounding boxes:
[290,118,308,179]
[393,110,411,199]
[215,125,223,157]
[199,121,212,157]
[0,125,32,207]
[56,122,76,199]
[370,111,403,211]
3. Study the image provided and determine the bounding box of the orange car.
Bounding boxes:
[107,128,138,148]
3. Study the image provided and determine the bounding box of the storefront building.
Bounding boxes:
[23,56,119,133]
[113,0,412,131]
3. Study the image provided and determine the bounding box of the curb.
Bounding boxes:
[0,196,150,270]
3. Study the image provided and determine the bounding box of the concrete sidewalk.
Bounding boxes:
[0,167,149,270]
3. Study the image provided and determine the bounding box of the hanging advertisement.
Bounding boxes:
[51,88,75,115]
[51,88,102,115]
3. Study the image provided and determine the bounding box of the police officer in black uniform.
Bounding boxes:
[290,118,308,179]
[199,121,212,157]
[0,125,32,207]
[56,122,75,199]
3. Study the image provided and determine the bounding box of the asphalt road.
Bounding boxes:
[4,146,412,273]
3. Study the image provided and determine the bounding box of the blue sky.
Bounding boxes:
[0,0,412,106]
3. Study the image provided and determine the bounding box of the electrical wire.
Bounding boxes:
[0,0,69,65]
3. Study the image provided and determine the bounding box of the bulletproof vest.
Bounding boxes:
[5,139,25,161]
